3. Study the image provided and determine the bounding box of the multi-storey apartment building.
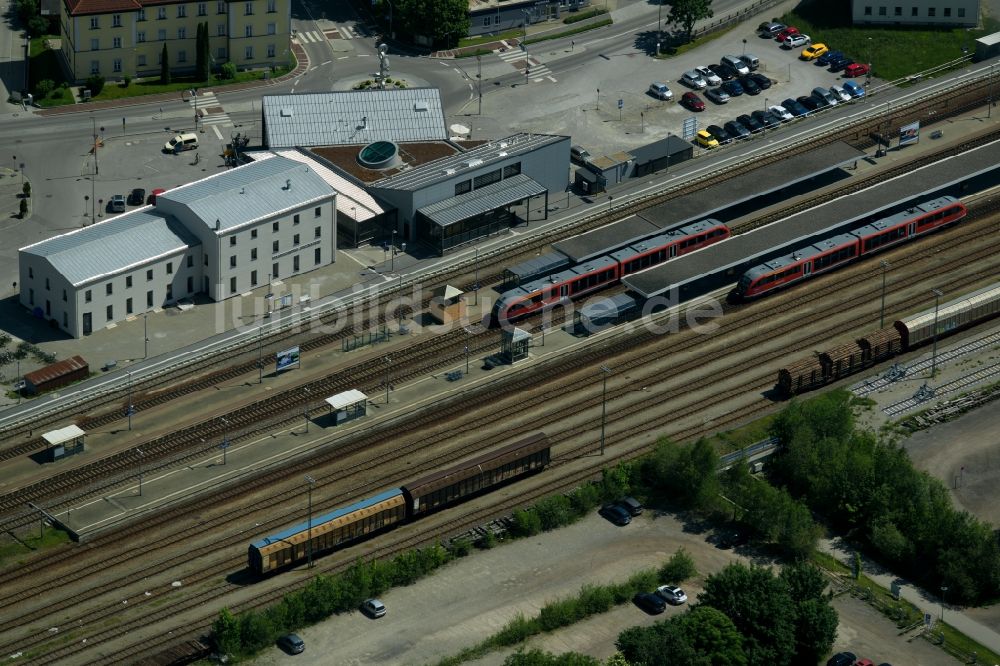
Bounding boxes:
[60,0,290,82]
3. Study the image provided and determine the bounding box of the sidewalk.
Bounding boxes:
[819,536,1000,656]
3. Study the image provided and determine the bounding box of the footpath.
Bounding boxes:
[818,536,1000,656]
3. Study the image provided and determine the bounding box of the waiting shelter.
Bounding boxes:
[500,327,531,364]
[325,389,368,425]
[42,424,86,462]
[429,285,466,325]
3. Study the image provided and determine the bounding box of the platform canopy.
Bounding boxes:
[42,425,85,447]
[325,389,368,411]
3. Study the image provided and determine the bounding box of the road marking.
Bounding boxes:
[337,24,353,39]
[321,60,331,65]
[358,53,371,57]
[548,76,557,82]
[213,125,223,140]
[309,66,317,71]
[453,67,462,75]
[439,61,449,66]
[338,56,349,60]
[338,249,369,269]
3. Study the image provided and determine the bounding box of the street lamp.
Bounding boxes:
[305,475,315,568]
[384,355,392,404]
[742,38,747,56]
[522,10,530,84]
[657,0,664,54]
[473,243,480,306]
[383,0,394,40]
[464,344,470,374]
[143,313,149,358]
[136,448,144,496]
[940,585,948,622]
[390,229,397,272]
[599,365,611,455]
[879,260,890,328]
[220,416,230,464]
[127,371,135,430]
[476,54,483,115]
[763,97,768,136]
[930,288,943,377]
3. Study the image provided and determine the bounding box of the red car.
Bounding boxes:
[775,26,799,42]
[843,62,870,78]
[681,92,705,111]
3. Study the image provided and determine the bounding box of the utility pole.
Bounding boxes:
[599,365,611,455]
[930,288,943,377]
[522,10,530,84]
[879,260,890,328]
[477,55,482,115]
[143,313,149,358]
[384,355,392,404]
[127,371,135,430]
[136,448,144,496]
[258,326,263,383]
[305,475,315,568]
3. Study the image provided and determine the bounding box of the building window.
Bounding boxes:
[45,277,50,289]
[314,247,321,265]
[928,6,936,15]
[503,162,522,178]
[198,2,207,14]
[267,22,276,35]
[62,289,67,301]
[113,36,122,48]
[944,6,951,15]
[90,16,99,28]
[314,226,321,238]
[178,27,187,39]
[91,60,100,74]
[217,46,226,58]
[251,248,258,260]
[230,255,237,268]
[166,284,173,300]
[473,169,502,189]
[138,31,146,42]
[272,262,279,278]
[158,28,167,41]
[272,240,279,252]
[106,282,113,295]
[46,300,51,316]
[245,25,253,37]
[293,214,300,224]
[230,236,237,246]
[864,5,872,13]
[218,0,226,13]
[315,207,322,217]
[267,44,275,57]
[878,6,886,15]
[158,7,167,19]
[177,5,186,17]
[204,255,209,266]
[63,312,68,327]
[293,234,300,245]
[455,180,471,195]
[911,5,918,14]
[894,5,902,14]
[186,255,193,267]
[147,269,153,281]
[107,304,114,320]
[147,290,153,306]
[85,289,92,302]
[29,267,33,278]
[217,24,226,36]
[138,54,147,66]
[245,46,254,59]
[126,275,133,288]
[267,0,275,11]
[251,270,258,285]
[272,221,279,232]
[483,16,491,26]
[126,297,133,314]
[29,288,33,305]
[138,8,145,20]
[186,276,193,293]
[244,1,253,14]
[958,7,965,16]
[293,255,300,272]
[91,38,100,51]
[113,58,122,72]
[167,261,173,274]
[178,49,187,63]
[230,276,237,293]
[251,229,258,239]
[112,13,122,26]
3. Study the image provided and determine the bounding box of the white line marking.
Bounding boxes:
[337,56,349,60]
[321,60,331,65]
[213,125,223,140]
[337,250,369,269]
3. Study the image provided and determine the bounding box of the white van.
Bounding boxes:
[164,133,199,153]
[721,55,750,76]
[739,54,760,71]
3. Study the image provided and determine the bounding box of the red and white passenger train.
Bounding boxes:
[494,218,731,324]
[734,197,967,300]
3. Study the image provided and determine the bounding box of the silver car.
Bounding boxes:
[705,87,730,104]
[648,82,673,100]
[768,105,793,121]
[694,65,722,86]
[680,70,708,89]
[829,84,852,102]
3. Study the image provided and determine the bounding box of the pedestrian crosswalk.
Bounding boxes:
[191,91,232,127]
[295,24,355,43]
[495,45,556,83]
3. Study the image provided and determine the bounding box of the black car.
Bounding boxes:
[797,95,822,112]
[781,97,810,116]
[751,109,781,129]
[127,188,146,206]
[634,592,667,614]
[748,72,772,90]
[825,653,856,666]
[708,62,737,81]
[277,634,305,654]
[721,79,744,97]
[816,49,844,66]
[736,113,764,133]
[599,504,631,526]
[827,55,853,72]
[738,75,761,96]
[706,124,733,144]
[618,496,644,516]
[723,120,751,140]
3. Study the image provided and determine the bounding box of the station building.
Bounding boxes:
[850,0,979,26]
[18,156,335,337]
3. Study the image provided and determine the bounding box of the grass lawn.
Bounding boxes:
[779,2,1000,80]
[92,68,281,102]
[0,526,70,571]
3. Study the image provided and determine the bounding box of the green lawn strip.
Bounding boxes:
[458,29,525,48]
[702,414,776,454]
[658,25,737,59]
[0,526,70,571]
[524,19,613,45]
[91,69,279,102]
[455,19,613,57]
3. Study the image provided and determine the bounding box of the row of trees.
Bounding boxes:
[768,391,1000,605]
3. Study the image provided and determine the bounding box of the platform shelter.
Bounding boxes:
[500,327,531,363]
[42,425,86,462]
[429,285,466,325]
[325,389,368,425]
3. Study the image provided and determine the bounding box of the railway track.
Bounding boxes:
[6,206,998,663]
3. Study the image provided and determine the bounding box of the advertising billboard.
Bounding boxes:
[276,346,300,373]
[899,121,920,146]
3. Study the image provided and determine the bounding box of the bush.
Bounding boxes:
[477,530,497,549]
[537,598,581,631]
[659,547,698,583]
[85,74,105,96]
[511,508,542,537]
[448,537,473,557]
[563,7,608,23]
[489,612,540,647]
[568,483,602,516]
[34,79,55,96]
[122,74,132,87]
[534,495,575,531]
[22,182,31,197]
[19,199,28,218]
[577,584,615,615]
[219,61,237,80]
[49,88,63,99]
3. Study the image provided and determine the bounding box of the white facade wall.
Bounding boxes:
[851,0,979,26]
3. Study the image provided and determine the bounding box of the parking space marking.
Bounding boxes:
[213,126,223,140]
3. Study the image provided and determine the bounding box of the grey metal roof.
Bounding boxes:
[417,173,546,228]
[504,252,572,283]
[262,89,447,148]
[20,210,200,287]
[159,156,333,234]
[554,216,661,263]
[374,133,568,192]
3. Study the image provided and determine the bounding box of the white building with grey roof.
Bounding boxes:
[19,156,336,338]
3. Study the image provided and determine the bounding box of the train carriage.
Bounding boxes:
[402,432,550,518]
[248,488,407,575]
[778,356,827,395]
[855,196,966,257]
[894,282,1000,349]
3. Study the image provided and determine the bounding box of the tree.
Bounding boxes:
[22,182,31,197]
[195,22,210,81]
[617,606,746,665]
[659,547,698,583]
[19,198,28,218]
[667,0,713,43]
[212,608,241,657]
[396,0,469,48]
[85,74,105,96]
[160,43,171,84]
[779,562,838,662]
[503,648,601,666]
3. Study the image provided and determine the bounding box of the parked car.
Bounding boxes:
[361,598,387,618]
[709,62,737,81]
[812,86,839,106]
[826,54,854,72]
[633,592,667,614]
[844,62,871,78]
[109,194,127,213]
[737,113,764,133]
[681,92,706,111]
[721,55,750,76]
[723,120,751,140]
[739,53,760,71]
[829,84,852,102]
[681,70,708,89]
[656,585,688,605]
[816,49,844,66]
[277,634,305,654]
[783,34,810,48]
[800,42,829,60]
[721,79,745,97]
[781,97,810,116]
[648,82,673,100]
[825,653,856,666]
[775,26,800,42]
[600,504,631,525]
[738,75,761,95]
[148,187,166,204]
[855,660,875,666]
[706,124,733,144]
[694,129,719,149]
[571,145,592,165]
[695,65,722,86]
[127,188,146,206]
[748,72,772,90]
[768,104,793,121]
[758,20,786,37]
[842,80,866,98]
[705,87,731,104]
[752,109,781,129]
[797,95,822,112]
[618,496,644,516]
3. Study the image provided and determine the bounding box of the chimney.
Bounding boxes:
[215,218,221,231]
[285,178,291,190]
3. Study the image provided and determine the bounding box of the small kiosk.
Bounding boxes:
[325,389,368,425]
[429,285,466,325]
[500,327,531,364]
[42,425,86,462]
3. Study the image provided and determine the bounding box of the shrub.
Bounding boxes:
[534,495,574,531]
[85,74,105,96]
[448,537,472,557]
[659,547,698,583]
[563,7,608,23]
[219,61,237,80]
[122,74,132,87]
[511,508,542,537]
[22,182,31,197]
[537,598,581,631]
[34,79,55,96]
[19,198,28,218]
[489,612,540,647]
[568,483,602,516]
[477,530,497,549]
[577,584,615,615]
[50,88,63,99]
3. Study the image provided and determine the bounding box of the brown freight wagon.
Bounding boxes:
[777,355,826,395]
[820,342,865,381]
[22,355,89,394]
[858,327,902,364]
